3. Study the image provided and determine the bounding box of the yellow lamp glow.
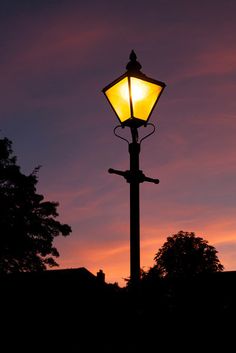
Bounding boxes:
[103,51,166,127]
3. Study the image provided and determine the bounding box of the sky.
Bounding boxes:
[1,0,236,285]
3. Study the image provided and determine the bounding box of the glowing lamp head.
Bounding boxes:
[102,51,166,127]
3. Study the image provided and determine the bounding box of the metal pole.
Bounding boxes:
[108,124,159,286]
[129,127,141,285]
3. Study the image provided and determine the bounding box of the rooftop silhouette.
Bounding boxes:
[2,267,236,351]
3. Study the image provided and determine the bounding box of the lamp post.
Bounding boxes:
[102,51,166,285]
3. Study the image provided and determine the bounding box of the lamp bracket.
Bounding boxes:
[139,123,156,145]
[113,123,156,145]
[113,125,129,145]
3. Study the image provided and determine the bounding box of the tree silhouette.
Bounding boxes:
[152,230,224,279]
[0,137,72,274]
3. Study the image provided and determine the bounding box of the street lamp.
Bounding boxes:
[102,51,166,285]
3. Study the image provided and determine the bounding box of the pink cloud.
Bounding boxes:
[38,120,236,286]
[56,213,236,286]
[173,47,236,82]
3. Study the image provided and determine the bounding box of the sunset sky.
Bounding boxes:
[1,0,236,285]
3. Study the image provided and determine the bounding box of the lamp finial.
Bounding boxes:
[126,50,142,72]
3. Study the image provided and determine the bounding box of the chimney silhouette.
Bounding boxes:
[97,269,105,283]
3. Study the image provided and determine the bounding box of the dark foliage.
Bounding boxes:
[153,230,224,279]
[0,137,71,274]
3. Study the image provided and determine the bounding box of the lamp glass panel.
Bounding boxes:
[130,77,163,121]
[105,77,131,123]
